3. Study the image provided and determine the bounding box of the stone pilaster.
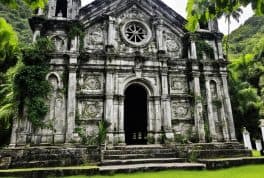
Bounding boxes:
[66,54,78,143]
[217,41,224,60]
[104,70,115,144]
[221,73,237,141]
[189,34,197,60]
[192,71,206,142]
[154,96,162,141]
[118,96,125,144]
[216,82,230,141]
[155,19,165,52]
[33,25,42,42]
[107,16,116,47]
[9,118,18,148]
[205,76,217,142]
[48,0,56,18]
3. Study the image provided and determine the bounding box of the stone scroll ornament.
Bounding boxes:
[82,102,100,119]
[171,78,187,93]
[84,25,104,49]
[83,77,101,90]
[171,101,189,119]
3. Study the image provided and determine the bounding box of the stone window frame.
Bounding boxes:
[120,19,152,47]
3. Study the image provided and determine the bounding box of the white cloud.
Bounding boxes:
[81,0,254,34]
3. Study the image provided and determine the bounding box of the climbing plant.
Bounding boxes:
[66,22,85,51]
[14,37,54,129]
[196,40,215,60]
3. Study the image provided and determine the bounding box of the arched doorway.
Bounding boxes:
[124,84,148,145]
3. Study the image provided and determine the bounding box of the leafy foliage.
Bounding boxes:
[196,40,215,59]
[0,0,47,9]
[186,0,264,32]
[228,16,264,140]
[66,22,85,51]
[0,0,32,44]
[0,61,23,130]
[0,17,19,72]
[14,38,54,129]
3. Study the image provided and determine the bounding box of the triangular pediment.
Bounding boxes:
[80,0,187,33]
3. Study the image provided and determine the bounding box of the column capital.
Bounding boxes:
[192,71,200,77]
[220,72,228,77]
[68,65,78,72]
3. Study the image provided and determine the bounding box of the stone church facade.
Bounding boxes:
[10,0,237,147]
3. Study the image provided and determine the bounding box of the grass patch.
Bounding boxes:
[60,165,264,178]
[252,150,261,157]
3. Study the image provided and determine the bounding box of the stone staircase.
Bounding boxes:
[100,145,206,173]
[0,146,100,169]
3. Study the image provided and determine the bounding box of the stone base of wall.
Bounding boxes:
[0,142,251,169]
[0,145,100,169]
[172,142,252,159]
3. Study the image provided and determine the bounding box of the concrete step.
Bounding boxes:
[99,162,206,174]
[101,157,186,166]
[106,145,165,150]
[104,153,177,160]
[103,148,174,155]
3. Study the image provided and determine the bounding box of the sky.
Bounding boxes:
[81,0,254,35]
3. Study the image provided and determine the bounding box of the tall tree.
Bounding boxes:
[186,0,264,32]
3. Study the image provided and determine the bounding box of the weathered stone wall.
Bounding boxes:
[9,0,237,147]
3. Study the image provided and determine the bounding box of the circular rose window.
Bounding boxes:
[121,20,152,46]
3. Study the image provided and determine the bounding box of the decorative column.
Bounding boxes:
[32,25,41,42]
[9,118,18,148]
[192,71,206,142]
[107,16,116,47]
[104,70,114,144]
[259,119,264,143]
[155,18,165,51]
[255,140,262,151]
[118,96,125,144]
[66,54,78,143]
[217,40,224,59]
[220,72,237,141]
[154,96,162,142]
[205,76,217,142]
[189,34,197,60]
[160,71,173,139]
[216,82,230,141]
[242,127,252,150]
[48,0,56,18]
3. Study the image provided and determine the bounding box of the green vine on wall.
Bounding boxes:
[66,22,85,51]
[14,37,55,129]
[196,40,215,60]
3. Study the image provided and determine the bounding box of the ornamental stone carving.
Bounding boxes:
[84,77,101,90]
[121,20,152,47]
[163,28,181,57]
[52,36,66,51]
[171,100,191,120]
[119,5,147,20]
[78,73,103,93]
[84,24,104,50]
[78,101,103,120]
[170,77,188,93]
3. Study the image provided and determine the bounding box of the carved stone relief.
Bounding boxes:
[52,36,66,51]
[163,28,182,58]
[78,101,103,120]
[170,77,188,94]
[78,73,104,93]
[119,5,149,21]
[171,100,191,120]
[84,24,104,50]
